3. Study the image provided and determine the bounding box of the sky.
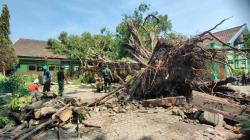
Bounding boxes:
[0,0,250,42]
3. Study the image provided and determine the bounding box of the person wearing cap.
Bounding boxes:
[42,66,51,92]
[57,66,65,96]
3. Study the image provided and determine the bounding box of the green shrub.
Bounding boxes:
[0,116,10,127]
[241,120,250,139]
[120,57,134,63]
[0,75,35,97]
[8,96,32,111]
[79,72,94,83]
[232,69,244,76]
[0,73,5,81]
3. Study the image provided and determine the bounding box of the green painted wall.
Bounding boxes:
[210,43,219,80]
[16,56,80,73]
[17,64,28,72]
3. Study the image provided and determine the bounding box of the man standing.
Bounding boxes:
[57,66,65,96]
[102,65,113,93]
[242,72,247,86]
[42,66,51,92]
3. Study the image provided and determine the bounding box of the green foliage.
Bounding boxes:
[125,74,133,82]
[0,43,17,71]
[243,33,250,48]
[70,72,95,84]
[75,107,90,123]
[47,3,173,62]
[79,72,94,83]
[0,75,34,97]
[232,69,243,76]
[165,32,187,42]
[48,30,120,67]
[115,3,172,57]
[51,85,59,95]
[0,116,9,127]
[241,120,250,139]
[0,75,33,111]
[8,96,31,111]
[120,57,134,63]
[0,4,16,71]
[0,73,5,81]
[0,4,11,45]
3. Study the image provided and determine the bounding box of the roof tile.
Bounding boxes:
[14,39,67,59]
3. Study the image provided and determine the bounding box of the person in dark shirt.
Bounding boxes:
[242,72,247,86]
[42,66,51,92]
[57,66,65,96]
[102,65,113,92]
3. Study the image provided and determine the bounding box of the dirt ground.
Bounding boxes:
[63,84,107,103]
[31,84,240,140]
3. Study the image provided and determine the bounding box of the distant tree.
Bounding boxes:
[0,43,17,74]
[0,4,17,74]
[0,4,11,45]
[165,32,187,42]
[243,33,250,48]
[48,31,119,71]
[115,3,172,64]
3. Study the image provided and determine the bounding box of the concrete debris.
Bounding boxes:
[1,89,248,140]
[94,107,100,112]
[199,111,224,127]
[171,107,186,119]
[112,106,119,113]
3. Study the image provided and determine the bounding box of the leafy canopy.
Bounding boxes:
[48,3,176,62]
[48,30,119,66]
[116,3,172,40]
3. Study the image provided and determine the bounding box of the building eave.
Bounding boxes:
[228,24,248,45]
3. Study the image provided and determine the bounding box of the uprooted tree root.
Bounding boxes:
[126,38,209,100]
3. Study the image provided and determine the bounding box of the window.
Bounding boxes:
[228,60,233,64]
[29,65,36,71]
[37,65,43,71]
[74,66,79,71]
[235,60,239,68]
[49,66,55,71]
[64,65,69,70]
[241,60,246,65]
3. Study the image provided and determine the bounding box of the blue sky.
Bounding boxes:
[1,0,250,42]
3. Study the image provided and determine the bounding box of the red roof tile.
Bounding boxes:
[201,25,244,48]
